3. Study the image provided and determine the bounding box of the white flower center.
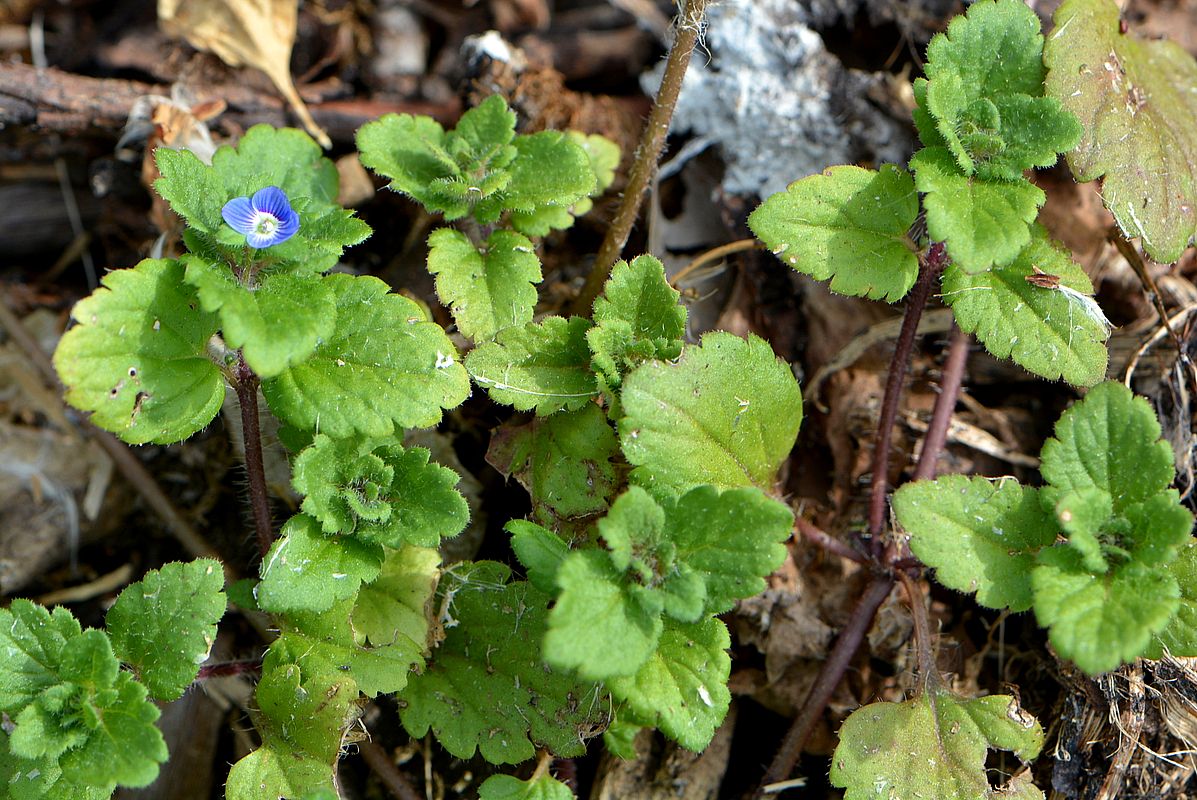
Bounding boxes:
[253,213,280,236]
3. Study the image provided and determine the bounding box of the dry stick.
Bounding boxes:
[570,0,710,315]
[358,740,423,800]
[865,242,948,557]
[0,297,228,571]
[669,238,763,288]
[233,358,274,558]
[912,324,970,482]
[757,575,896,794]
[796,517,866,565]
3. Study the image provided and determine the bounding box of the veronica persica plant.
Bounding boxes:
[221,185,300,249]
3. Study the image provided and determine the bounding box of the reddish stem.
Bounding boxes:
[913,324,969,482]
[797,518,866,564]
[195,659,261,680]
[757,576,896,793]
[359,740,422,800]
[866,243,948,554]
[234,358,274,557]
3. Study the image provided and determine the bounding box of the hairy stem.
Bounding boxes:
[359,740,422,800]
[234,358,274,558]
[195,659,261,680]
[898,570,936,685]
[570,0,709,314]
[913,324,969,481]
[866,242,948,554]
[758,576,895,793]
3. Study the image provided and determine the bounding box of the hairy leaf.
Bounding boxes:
[182,256,336,377]
[1033,550,1178,673]
[1039,381,1177,510]
[911,147,1045,273]
[748,164,920,301]
[830,689,1044,799]
[262,274,469,437]
[485,131,596,229]
[1146,540,1197,658]
[507,520,569,595]
[1045,0,1197,263]
[587,255,686,386]
[0,602,167,796]
[941,226,1110,386]
[356,113,467,216]
[257,514,384,613]
[466,317,598,414]
[427,228,541,342]
[606,617,731,752]
[53,258,224,445]
[107,559,227,701]
[400,564,609,764]
[894,475,1057,612]
[293,434,468,546]
[620,332,802,495]
[487,404,619,522]
[921,0,1080,180]
[479,773,574,800]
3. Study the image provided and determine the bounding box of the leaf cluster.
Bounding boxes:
[894,382,1195,674]
[0,560,226,798]
[748,0,1106,387]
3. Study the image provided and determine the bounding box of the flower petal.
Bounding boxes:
[221,196,257,234]
[274,206,300,243]
[246,230,278,249]
[251,186,293,220]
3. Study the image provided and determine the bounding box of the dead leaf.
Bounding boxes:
[158,0,331,148]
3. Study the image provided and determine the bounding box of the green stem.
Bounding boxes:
[570,0,710,315]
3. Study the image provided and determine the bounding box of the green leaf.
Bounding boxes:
[544,549,665,680]
[107,559,227,702]
[1032,550,1179,673]
[748,164,920,301]
[587,255,687,386]
[489,131,596,232]
[571,132,620,195]
[830,689,1044,800]
[1146,539,1197,658]
[895,475,1057,612]
[157,127,370,273]
[257,514,384,613]
[182,256,336,378]
[400,564,609,764]
[941,226,1110,386]
[508,131,618,234]
[668,486,794,614]
[293,434,468,546]
[1039,381,1177,510]
[507,520,569,595]
[353,545,440,653]
[607,617,731,752]
[921,0,1080,180]
[479,774,575,800]
[262,273,470,437]
[357,112,468,217]
[0,602,168,796]
[427,228,541,341]
[1052,487,1113,574]
[487,404,619,522]
[466,316,599,414]
[619,332,802,495]
[52,258,224,445]
[225,662,355,800]
[451,94,517,163]
[1045,0,1197,263]
[910,147,1044,273]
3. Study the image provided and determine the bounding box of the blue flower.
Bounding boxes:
[221,186,300,249]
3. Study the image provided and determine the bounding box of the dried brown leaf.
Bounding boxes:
[158,0,331,148]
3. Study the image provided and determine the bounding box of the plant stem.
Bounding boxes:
[669,238,763,288]
[912,324,969,481]
[570,0,709,315]
[234,358,274,558]
[195,659,261,680]
[866,242,948,554]
[796,518,866,564]
[359,740,422,800]
[757,576,895,794]
[897,570,936,685]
